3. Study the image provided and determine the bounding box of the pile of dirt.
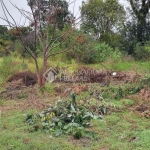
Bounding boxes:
[55,66,140,85]
[137,89,150,118]
[0,86,38,100]
[7,71,37,87]
[0,72,38,100]
[128,88,150,118]
[77,66,111,83]
[53,83,89,97]
[61,84,89,97]
[136,103,150,118]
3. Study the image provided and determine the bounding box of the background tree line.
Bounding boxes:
[1,0,150,66]
[1,0,150,61]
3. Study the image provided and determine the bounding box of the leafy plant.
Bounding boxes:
[25,93,102,139]
[110,48,122,62]
[39,83,55,94]
[94,43,114,62]
[129,84,143,94]
[115,87,123,99]
[134,41,150,60]
[123,99,134,106]
[115,84,143,97]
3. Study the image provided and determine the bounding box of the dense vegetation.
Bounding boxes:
[1,0,150,64]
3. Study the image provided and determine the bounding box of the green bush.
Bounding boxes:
[134,41,150,60]
[123,99,134,106]
[39,83,55,94]
[110,48,122,62]
[65,31,97,63]
[94,42,114,62]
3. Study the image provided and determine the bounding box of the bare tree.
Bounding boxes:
[0,0,81,87]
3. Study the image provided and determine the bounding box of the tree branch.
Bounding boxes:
[47,38,78,58]
[143,0,150,16]
[129,0,139,17]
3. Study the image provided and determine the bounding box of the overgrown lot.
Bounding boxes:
[1,0,150,149]
[0,59,150,149]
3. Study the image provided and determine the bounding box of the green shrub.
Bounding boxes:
[65,33,97,63]
[123,99,134,106]
[39,83,55,94]
[66,45,96,63]
[134,41,150,60]
[94,42,114,62]
[110,48,122,62]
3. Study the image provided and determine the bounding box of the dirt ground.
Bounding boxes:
[0,69,133,100]
[0,68,150,118]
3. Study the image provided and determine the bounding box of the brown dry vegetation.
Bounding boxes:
[0,66,150,119]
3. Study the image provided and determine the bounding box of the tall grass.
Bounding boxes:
[0,54,150,85]
[0,57,21,84]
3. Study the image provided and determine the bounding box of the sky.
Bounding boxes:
[0,0,129,26]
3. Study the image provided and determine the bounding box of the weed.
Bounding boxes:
[123,99,135,106]
[18,94,26,99]
[25,94,102,139]
[0,99,6,106]
[39,83,55,94]
[141,74,150,88]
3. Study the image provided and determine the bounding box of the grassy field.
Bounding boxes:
[0,99,150,150]
[0,82,150,150]
[0,57,150,150]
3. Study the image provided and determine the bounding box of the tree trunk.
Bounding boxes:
[137,16,146,43]
[37,72,44,87]
[34,56,47,87]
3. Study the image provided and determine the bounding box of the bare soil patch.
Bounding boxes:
[7,71,37,87]
[128,91,150,118]
[0,67,149,118]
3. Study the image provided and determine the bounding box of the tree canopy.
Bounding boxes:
[81,0,125,43]
[27,0,74,30]
[129,0,150,43]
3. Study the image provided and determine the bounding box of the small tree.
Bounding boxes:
[0,0,80,87]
